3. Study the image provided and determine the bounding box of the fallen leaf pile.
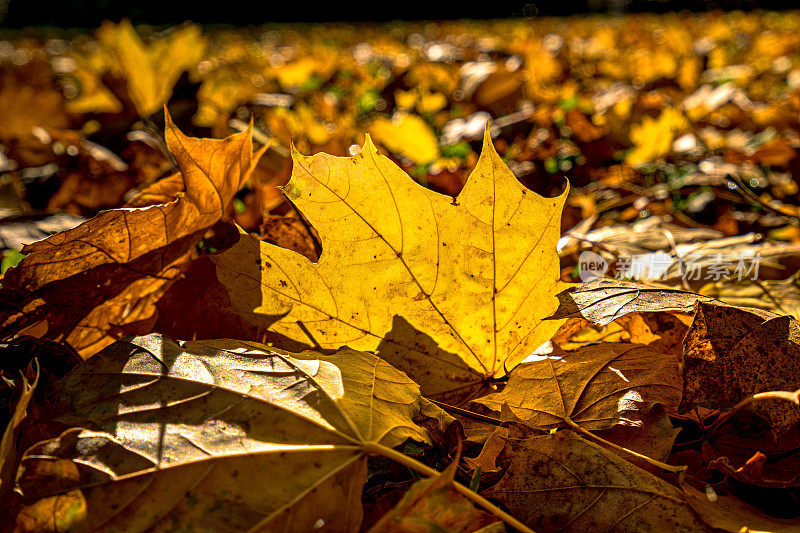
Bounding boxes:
[2,11,800,532]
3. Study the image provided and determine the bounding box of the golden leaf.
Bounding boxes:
[213,130,569,402]
[96,20,206,116]
[369,113,440,165]
[626,107,687,167]
[63,58,123,115]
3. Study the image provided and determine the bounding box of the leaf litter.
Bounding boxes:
[2,12,800,532]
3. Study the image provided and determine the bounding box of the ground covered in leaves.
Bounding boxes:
[1,11,800,532]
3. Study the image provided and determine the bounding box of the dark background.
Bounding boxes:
[1,0,798,28]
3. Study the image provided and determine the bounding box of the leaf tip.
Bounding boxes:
[289,138,304,161]
[482,122,493,145]
[163,105,175,129]
[479,122,501,162]
[362,133,377,156]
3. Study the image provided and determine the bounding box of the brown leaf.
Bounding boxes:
[2,112,264,357]
[485,431,800,532]
[148,255,266,344]
[367,460,501,533]
[10,334,439,532]
[259,215,319,262]
[595,403,682,476]
[473,343,682,431]
[702,410,800,490]
[0,77,69,167]
[681,301,800,435]
[552,311,690,358]
[548,279,716,327]
[464,427,510,475]
[709,451,800,489]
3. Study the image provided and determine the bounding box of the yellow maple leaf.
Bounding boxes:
[64,59,123,115]
[369,113,440,165]
[213,130,570,401]
[96,20,206,116]
[626,107,688,167]
[193,68,258,127]
[274,57,319,88]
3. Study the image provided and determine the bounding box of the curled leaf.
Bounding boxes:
[2,113,263,356]
[549,279,715,327]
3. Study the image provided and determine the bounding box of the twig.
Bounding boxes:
[727,174,800,222]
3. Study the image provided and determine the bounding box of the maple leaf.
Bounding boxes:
[626,107,688,167]
[1,112,263,357]
[8,334,441,532]
[473,343,682,431]
[95,20,206,116]
[213,130,570,402]
[485,431,800,532]
[369,113,441,165]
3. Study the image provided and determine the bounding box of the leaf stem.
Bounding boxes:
[733,388,800,410]
[428,399,505,426]
[363,442,535,533]
[714,388,800,429]
[563,417,687,477]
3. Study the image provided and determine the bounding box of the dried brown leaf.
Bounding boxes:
[2,112,264,356]
[474,343,682,431]
[485,431,800,532]
[682,301,800,435]
[549,279,716,326]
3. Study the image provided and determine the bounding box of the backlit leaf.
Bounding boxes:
[213,130,570,402]
[2,112,263,356]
